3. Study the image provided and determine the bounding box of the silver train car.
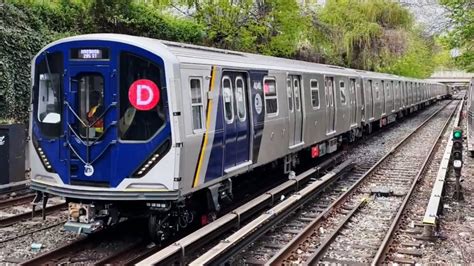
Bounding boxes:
[28,34,448,240]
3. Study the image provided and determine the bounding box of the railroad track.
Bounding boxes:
[0,193,35,210]
[269,100,460,265]
[188,99,459,265]
[135,101,451,265]
[0,202,67,227]
[384,96,464,264]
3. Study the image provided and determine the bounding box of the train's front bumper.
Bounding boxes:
[31,176,180,201]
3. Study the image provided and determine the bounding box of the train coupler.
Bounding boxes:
[65,202,117,234]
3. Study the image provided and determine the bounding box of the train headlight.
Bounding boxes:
[34,141,53,171]
[132,139,171,178]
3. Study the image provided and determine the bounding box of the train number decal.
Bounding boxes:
[128,79,160,110]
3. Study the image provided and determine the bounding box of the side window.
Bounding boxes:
[386,81,390,97]
[375,82,380,99]
[287,79,293,112]
[339,80,346,104]
[190,78,204,131]
[310,79,320,109]
[235,76,246,121]
[264,78,278,115]
[294,79,300,111]
[223,76,234,123]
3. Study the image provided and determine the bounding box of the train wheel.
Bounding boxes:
[148,213,169,244]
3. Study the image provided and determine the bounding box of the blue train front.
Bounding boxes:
[28,35,183,239]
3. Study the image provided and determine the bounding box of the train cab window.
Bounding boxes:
[287,79,293,112]
[119,52,166,141]
[264,78,278,115]
[235,76,247,121]
[77,75,104,139]
[190,78,204,131]
[310,79,320,109]
[223,76,234,123]
[35,52,63,138]
[339,81,347,104]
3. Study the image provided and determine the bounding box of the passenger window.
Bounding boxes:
[119,52,166,141]
[223,76,234,123]
[287,79,293,112]
[375,82,380,99]
[190,78,204,131]
[339,81,346,104]
[294,79,300,111]
[310,79,320,109]
[350,79,356,105]
[264,78,278,115]
[326,77,336,107]
[235,76,246,121]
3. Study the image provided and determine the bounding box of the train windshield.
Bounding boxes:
[119,52,166,141]
[35,52,63,137]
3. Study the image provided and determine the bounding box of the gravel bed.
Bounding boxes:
[0,196,65,219]
[232,101,449,264]
[315,100,458,264]
[386,98,459,264]
[0,214,77,263]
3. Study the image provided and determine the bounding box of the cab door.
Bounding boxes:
[65,65,115,183]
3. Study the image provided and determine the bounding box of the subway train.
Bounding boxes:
[28,34,449,241]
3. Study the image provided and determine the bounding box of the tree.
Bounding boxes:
[439,0,474,72]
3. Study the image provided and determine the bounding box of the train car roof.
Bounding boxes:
[39,34,443,85]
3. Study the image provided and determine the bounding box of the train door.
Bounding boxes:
[288,75,303,146]
[367,80,375,120]
[381,80,386,115]
[360,79,366,122]
[325,76,336,134]
[350,78,357,126]
[223,72,251,171]
[65,65,114,183]
[391,81,396,111]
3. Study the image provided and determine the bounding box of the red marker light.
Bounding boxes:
[128,79,160,111]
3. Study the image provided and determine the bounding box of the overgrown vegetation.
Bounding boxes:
[0,0,460,122]
[439,0,473,72]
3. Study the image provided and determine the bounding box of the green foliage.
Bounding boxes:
[439,0,474,72]
[0,3,52,122]
[0,0,459,122]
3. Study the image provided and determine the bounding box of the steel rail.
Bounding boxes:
[267,100,454,265]
[0,193,35,210]
[372,98,463,265]
[136,152,346,265]
[301,100,458,265]
[0,202,67,227]
[189,160,354,265]
[304,198,369,263]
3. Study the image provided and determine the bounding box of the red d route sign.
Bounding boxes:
[128,79,160,111]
